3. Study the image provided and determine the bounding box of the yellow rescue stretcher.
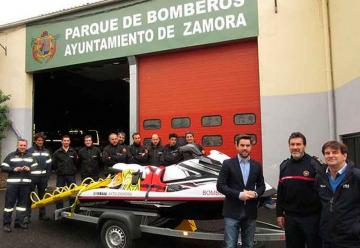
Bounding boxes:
[30,176,113,209]
[30,169,196,232]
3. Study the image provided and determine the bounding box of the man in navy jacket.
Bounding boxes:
[317,140,360,248]
[217,135,265,248]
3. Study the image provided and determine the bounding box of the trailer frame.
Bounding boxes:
[54,206,285,248]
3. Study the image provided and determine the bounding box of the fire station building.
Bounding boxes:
[0,0,359,187]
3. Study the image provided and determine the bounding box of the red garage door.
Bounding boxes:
[138,39,262,161]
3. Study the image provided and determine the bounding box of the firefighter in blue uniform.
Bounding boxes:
[27,132,51,221]
[1,139,38,232]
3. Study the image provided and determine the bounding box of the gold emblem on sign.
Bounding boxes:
[31,31,58,63]
[303,170,310,177]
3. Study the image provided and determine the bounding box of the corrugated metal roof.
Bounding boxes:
[0,0,126,30]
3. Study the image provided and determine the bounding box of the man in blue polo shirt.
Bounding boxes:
[316,140,360,248]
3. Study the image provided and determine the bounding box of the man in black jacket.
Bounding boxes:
[117,131,126,145]
[52,135,78,209]
[217,135,265,248]
[162,133,183,166]
[182,131,205,160]
[1,139,37,232]
[146,133,164,166]
[78,135,101,181]
[276,132,322,248]
[128,132,148,165]
[102,133,128,174]
[316,140,360,248]
[27,132,52,221]
[102,133,129,175]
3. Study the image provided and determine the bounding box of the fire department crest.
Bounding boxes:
[31,31,58,63]
[303,170,310,177]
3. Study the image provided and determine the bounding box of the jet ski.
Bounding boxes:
[78,145,275,220]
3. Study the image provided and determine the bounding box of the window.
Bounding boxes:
[202,115,222,127]
[202,135,223,147]
[234,134,257,145]
[234,113,256,125]
[143,119,161,130]
[171,117,190,128]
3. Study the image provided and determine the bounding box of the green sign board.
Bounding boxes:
[26,0,258,72]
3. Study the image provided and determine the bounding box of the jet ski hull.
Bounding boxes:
[78,182,224,219]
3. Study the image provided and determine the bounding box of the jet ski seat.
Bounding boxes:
[140,165,167,192]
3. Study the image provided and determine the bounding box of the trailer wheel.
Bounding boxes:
[101,220,132,248]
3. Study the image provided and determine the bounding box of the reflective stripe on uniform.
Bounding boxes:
[4,208,14,212]
[1,162,10,167]
[32,152,49,157]
[46,159,52,163]
[23,158,33,162]
[15,207,26,212]
[10,158,23,162]
[31,163,38,167]
[7,178,32,183]
[7,178,21,183]
[31,170,47,175]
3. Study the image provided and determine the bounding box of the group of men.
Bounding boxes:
[0,130,204,232]
[217,132,360,248]
[1,130,359,248]
[102,131,204,170]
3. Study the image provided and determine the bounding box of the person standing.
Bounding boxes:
[117,131,126,145]
[1,139,37,232]
[27,132,52,221]
[128,132,148,165]
[276,132,322,248]
[146,133,164,166]
[217,135,265,248]
[102,133,128,174]
[317,140,360,248]
[78,135,101,181]
[52,135,78,209]
[182,131,205,160]
[162,133,183,166]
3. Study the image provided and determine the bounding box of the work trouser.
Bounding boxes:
[284,213,321,248]
[27,176,48,218]
[3,183,31,225]
[55,175,76,209]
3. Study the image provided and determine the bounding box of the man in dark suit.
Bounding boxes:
[217,135,265,248]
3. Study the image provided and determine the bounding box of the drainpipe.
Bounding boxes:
[322,0,337,140]
[128,55,138,144]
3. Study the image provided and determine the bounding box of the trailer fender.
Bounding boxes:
[98,212,141,239]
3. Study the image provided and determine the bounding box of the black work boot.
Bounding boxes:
[3,224,11,233]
